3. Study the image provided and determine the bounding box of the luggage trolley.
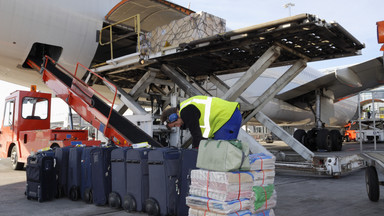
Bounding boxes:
[362,152,384,201]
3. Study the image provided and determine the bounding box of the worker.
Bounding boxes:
[161,95,242,148]
[367,106,371,119]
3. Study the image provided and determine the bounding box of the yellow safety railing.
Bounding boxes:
[99,14,141,61]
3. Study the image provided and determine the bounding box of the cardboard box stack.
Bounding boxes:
[143,11,226,54]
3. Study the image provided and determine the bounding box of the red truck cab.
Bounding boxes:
[0,90,100,170]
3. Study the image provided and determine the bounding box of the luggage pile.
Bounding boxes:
[25,140,276,216]
[186,140,276,216]
[25,145,118,204]
[25,145,199,216]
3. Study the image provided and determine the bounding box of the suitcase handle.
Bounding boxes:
[147,161,163,165]
[29,157,38,165]
[126,160,140,164]
[111,159,124,162]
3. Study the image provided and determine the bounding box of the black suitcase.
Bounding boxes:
[25,152,56,202]
[55,146,71,198]
[108,147,131,208]
[67,147,84,201]
[91,146,116,206]
[177,148,198,215]
[81,146,98,203]
[145,148,180,216]
[122,148,151,212]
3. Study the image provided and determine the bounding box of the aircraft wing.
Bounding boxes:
[275,57,384,107]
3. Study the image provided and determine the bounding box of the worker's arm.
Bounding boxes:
[180,105,202,148]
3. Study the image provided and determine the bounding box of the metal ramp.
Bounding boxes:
[26,56,162,147]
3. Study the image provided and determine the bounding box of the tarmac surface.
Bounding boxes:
[1,143,384,215]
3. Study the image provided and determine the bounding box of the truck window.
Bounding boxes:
[22,97,48,120]
[3,100,14,126]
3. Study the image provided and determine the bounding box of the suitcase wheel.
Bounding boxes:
[55,186,63,198]
[145,198,160,216]
[84,188,93,204]
[108,192,121,209]
[69,186,79,201]
[122,194,137,212]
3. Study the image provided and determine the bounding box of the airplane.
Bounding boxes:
[0,0,383,154]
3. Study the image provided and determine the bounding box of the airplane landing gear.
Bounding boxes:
[293,128,342,152]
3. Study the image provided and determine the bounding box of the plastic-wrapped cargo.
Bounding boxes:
[189,169,254,201]
[188,208,275,216]
[251,169,275,186]
[252,209,275,216]
[144,11,226,54]
[249,153,276,171]
[186,196,250,214]
[189,208,252,216]
[250,185,277,214]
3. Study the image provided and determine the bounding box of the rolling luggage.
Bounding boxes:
[91,146,116,206]
[108,147,131,208]
[81,146,98,203]
[145,148,180,216]
[122,148,151,212]
[55,146,71,197]
[25,152,56,202]
[178,148,198,216]
[67,147,84,201]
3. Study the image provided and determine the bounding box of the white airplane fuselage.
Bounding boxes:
[0,0,357,128]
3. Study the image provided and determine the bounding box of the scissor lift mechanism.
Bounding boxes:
[31,14,366,175]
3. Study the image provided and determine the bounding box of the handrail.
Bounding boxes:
[99,14,141,60]
[42,55,118,135]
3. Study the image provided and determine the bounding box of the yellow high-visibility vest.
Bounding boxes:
[180,96,239,138]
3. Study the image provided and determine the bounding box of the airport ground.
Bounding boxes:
[1,142,384,215]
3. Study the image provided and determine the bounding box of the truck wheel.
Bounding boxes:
[330,130,342,151]
[11,146,24,170]
[317,129,332,151]
[293,129,306,144]
[366,166,380,202]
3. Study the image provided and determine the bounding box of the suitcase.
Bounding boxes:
[67,147,84,201]
[55,146,71,198]
[108,147,131,208]
[177,148,198,216]
[25,152,56,202]
[91,146,116,206]
[81,146,98,204]
[145,148,181,216]
[122,148,151,212]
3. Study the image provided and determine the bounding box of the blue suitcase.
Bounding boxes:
[109,147,131,208]
[67,147,84,201]
[177,148,198,216]
[145,148,180,216]
[55,146,71,198]
[25,152,56,202]
[81,146,98,203]
[122,148,151,212]
[91,146,116,206]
